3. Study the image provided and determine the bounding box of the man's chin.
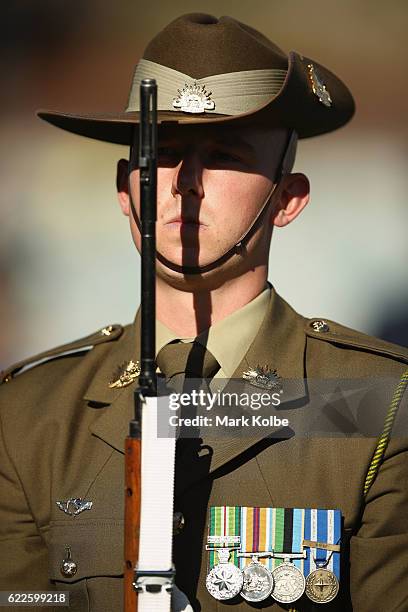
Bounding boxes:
[156,249,222,273]
[155,252,230,288]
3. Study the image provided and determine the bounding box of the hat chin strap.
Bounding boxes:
[156,182,278,275]
[131,130,296,275]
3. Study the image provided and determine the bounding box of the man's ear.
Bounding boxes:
[272,173,310,227]
[116,158,130,216]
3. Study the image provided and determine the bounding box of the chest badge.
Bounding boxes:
[56,497,93,516]
[242,365,282,392]
[108,360,140,389]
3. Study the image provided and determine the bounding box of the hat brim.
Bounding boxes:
[37,52,355,143]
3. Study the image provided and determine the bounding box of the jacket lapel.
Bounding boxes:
[86,312,141,454]
[201,290,308,474]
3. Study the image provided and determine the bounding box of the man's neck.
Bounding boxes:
[156,270,268,337]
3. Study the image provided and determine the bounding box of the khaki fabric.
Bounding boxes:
[1,290,408,611]
[156,284,270,378]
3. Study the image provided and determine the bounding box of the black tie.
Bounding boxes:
[156,341,219,447]
[156,341,219,381]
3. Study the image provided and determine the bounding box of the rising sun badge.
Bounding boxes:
[242,365,282,393]
[172,82,216,114]
[108,360,140,389]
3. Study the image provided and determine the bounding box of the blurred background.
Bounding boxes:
[1,0,407,369]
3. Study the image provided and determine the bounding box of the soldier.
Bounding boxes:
[1,12,408,612]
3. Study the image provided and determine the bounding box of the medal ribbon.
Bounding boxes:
[208,507,341,579]
[292,508,304,572]
[208,506,240,570]
[316,508,329,567]
[303,509,341,578]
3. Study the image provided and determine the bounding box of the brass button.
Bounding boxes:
[310,320,330,333]
[60,559,77,577]
[60,546,77,577]
[101,325,114,336]
[173,511,185,535]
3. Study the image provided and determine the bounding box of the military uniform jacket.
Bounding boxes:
[1,291,408,611]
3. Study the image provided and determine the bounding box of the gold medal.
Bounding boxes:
[305,567,339,603]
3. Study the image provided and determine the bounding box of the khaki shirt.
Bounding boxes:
[156,284,271,378]
[1,290,408,611]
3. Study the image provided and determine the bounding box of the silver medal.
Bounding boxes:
[241,556,274,602]
[271,559,305,604]
[206,548,243,601]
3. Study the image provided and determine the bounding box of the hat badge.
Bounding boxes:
[173,82,215,114]
[307,64,332,108]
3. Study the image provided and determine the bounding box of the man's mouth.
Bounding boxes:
[165,215,207,228]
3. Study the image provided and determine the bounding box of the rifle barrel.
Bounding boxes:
[124,78,158,612]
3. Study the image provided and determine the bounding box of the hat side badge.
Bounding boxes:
[173,82,215,114]
[307,64,332,107]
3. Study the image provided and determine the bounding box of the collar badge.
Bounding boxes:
[108,360,140,389]
[56,498,93,516]
[307,64,332,107]
[243,365,282,393]
[173,82,215,114]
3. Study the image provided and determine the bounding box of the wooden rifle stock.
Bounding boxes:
[124,79,157,612]
[124,431,141,612]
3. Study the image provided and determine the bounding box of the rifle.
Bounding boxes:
[124,78,158,612]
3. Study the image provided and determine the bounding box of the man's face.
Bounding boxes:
[121,125,290,283]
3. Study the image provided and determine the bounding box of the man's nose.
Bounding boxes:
[171,150,204,199]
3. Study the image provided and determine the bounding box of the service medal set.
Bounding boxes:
[206,506,341,605]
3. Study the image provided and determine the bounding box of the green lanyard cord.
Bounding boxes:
[364,369,408,497]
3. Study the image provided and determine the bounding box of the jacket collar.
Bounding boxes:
[87,291,307,472]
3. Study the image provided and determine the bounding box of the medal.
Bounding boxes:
[271,553,306,604]
[306,568,339,603]
[238,552,274,602]
[206,506,343,605]
[303,508,342,604]
[205,548,243,601]
[206,507,242,601]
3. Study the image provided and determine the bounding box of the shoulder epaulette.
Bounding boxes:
[305,318,408,364]
[1,324,123,384]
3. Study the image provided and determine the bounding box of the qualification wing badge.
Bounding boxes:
[56,498,93,516]
[307,64,332,107]
[108,360,140,389]
[242,365,282,393]
[172,82,215,113]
